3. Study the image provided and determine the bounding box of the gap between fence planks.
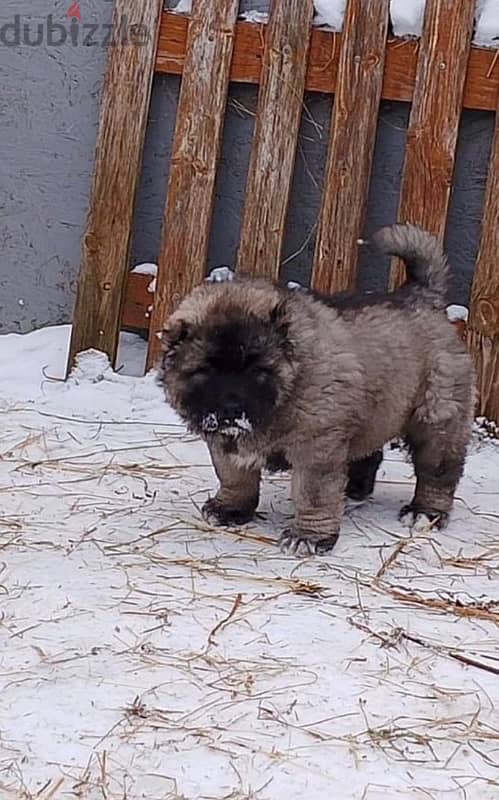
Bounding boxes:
[236,0,314,278]
[147,0,239,370]
[468,99,499,422]
[156,12,499,112]
[312,0,390,294]
[67,0,164,374]
[389,0,475,289]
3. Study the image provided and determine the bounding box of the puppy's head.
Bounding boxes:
[159,280,296,438]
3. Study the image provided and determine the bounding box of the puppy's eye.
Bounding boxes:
[186,367,209,379]
[254,368,271,384]
[243,353,259,368]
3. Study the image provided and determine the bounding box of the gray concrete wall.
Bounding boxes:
[0,0,115,333]
[0,0,494,333]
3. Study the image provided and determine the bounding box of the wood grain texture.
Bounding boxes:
[468,330,499,422]
[236,0,314,278]
[122,273,155,330]
[312,0,390,294]
[147,0,239,369]
[67,0,163,373]
[390,0,475,289]
[468,104,499,423]
[156,11,499,112]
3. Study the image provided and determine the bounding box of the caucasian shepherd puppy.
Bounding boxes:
[159,225,475,556]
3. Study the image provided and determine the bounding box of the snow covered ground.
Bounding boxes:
[1,325,499,800]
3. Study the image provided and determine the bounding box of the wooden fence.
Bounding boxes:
[67,0,499,423]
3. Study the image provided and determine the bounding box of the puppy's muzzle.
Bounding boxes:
[201,410,253,436]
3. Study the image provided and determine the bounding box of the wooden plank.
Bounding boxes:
[468,104,499,424]
[122,273,155,330]
[312,0,390,294]
[67,0,163,373]
[147,0,239,369]
[469,331,499,423]
[156,12,499,112]
[390,0,475,289]
[236,0,314,278]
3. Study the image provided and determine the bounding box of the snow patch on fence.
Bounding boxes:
[170,0,499,46]
[475,0,499,47]
[390,0,426,37]
[131,262,158,277]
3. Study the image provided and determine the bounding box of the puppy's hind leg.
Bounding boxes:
[346,450,383,502]
[202,442,261,526]
[400,420,469,532]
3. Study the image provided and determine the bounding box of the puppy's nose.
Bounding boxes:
[223,398,241,419]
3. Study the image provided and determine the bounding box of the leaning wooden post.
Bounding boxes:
[146,0,240,370]
[312,0,390,294]
[236,0,314,279]
[467,98,499,424]
[67,0,164,375]
[389,0,474,289]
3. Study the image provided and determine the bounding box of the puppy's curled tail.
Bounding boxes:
[371,224,449,306]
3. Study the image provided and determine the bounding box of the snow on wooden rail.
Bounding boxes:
[69,1,499,422]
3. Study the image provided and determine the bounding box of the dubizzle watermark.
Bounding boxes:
[0,2,150,48]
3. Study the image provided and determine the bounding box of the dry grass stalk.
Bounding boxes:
[208,593,243,645]
[385,587,499,623]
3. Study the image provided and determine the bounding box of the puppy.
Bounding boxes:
[159,224,475,556]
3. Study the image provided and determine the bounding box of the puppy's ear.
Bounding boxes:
[161,318,190,351]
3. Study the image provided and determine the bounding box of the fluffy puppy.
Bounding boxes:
[159,225,475,556]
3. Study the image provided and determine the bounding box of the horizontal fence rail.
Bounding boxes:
[156,11,499,111]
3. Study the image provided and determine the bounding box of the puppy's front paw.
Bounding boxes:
[279,528,339,557]
[399,505,449,533]
[202,497,256,527]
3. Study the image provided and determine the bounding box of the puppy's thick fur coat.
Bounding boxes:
[159,225,475,555]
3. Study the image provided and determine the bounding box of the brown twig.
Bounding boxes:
[376,516,441,580]
[208,593,243,645]
[401,631,499,677]
[386,587,499,623]
[376,536,410,579]
[486,48,499,79]
[350,618,499,677]
[41,776,65,799]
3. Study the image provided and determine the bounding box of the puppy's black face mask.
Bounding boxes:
[164,309,290,438]
[183,318,280,437]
